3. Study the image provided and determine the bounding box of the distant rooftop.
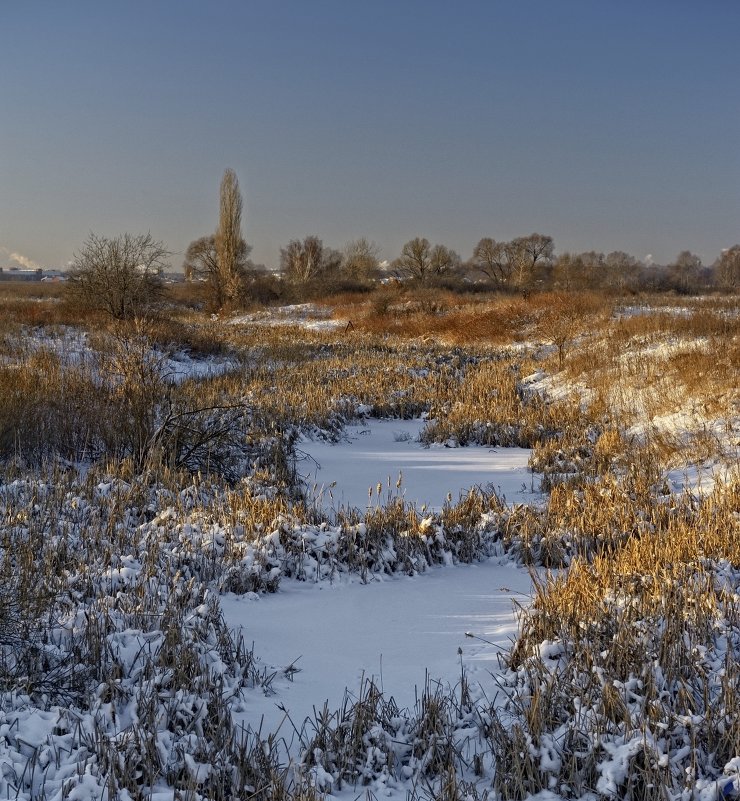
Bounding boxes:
[0,267,67,281]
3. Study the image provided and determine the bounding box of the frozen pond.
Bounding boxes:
[298,418,537,515]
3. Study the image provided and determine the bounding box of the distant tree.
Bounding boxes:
[280,236,342,285]
[574,251,607,290]
[667,250,702,294]
[67,232,168,319]
[715,245,740,290]
[429,244,462,277]
[552,252,590,291]
[392,238,461,283]
[183,169,252,310]
[603,250,641,293]
[342,238,380,281]
[214,168,250,308]
[508,233,554,289]
[183,236,217,284]
[392,237,432,282]
[470,238,512,285]
[638,262,671,293]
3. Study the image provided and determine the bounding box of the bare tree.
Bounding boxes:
[603,250,641,293]
[470,233,553,290]
[508,233,554,289]
[214,168,249,309]
[184,169,252,310]
[535,292,606,370]
[183,234,251,309]
[715,245,740,290]
[552,252,591,291]
[342,238,380,281]
[280,236,341,285]
[66,232,168,319]
[429,244,462,276]
[392,237,432,281]
[579,251,606,279]
[183,235,217,281]
[668,250,702,294]
[392,238,461,283]
[470,238,512,285]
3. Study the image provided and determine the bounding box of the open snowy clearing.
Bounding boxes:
[298,419,537,514]
[224,558,532,743]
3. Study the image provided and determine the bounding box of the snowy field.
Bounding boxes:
[8,326,240,382]
[4,294,737,800]
[229,303,345,331]
[298,419,537,515]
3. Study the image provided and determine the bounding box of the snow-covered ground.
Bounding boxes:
[224,558,531,743]
[164,348,240,382]
[522,344,739,498]
[230,303,346,331]
[9,326,239,382]
[298,419,536,515]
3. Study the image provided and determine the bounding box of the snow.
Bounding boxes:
[163,349,240,382]
[520,368,595,408]
[523,340,739,498]
[229,303,346,331]
[627,408,739,496]
[10,327,239,382]
[298,419,536,514]
[4,308,739,799]
[665,461,740,496]
[223,558,531,740]
[221,416,539,775]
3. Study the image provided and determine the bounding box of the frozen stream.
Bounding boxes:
[298,418,537,515]
[224,559,531,739]
[225,419,538,740]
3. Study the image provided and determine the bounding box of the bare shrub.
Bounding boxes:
[532,291,610,369]
[66,232,168,319]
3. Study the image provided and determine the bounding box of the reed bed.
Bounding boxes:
[0,292,737,799]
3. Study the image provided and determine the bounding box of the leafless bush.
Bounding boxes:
[66,232,168,319]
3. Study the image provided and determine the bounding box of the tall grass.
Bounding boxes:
[0,291,737,799]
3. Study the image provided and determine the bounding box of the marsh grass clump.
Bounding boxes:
[0,464,287,801]
[296,673,477,795]
[0,456,520,799]
[490,478,740,801]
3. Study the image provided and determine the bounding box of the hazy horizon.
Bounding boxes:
[2,1,739,271]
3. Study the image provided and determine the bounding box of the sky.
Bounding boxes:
[1,0,739,271]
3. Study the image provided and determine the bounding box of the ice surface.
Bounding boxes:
[223,558,532,739]
[298,418,536,514]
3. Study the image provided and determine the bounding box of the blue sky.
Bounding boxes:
[1,1,739,270]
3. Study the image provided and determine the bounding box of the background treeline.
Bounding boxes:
[59,169,740,319]
[179,171,738,311]
[186,229,739,312]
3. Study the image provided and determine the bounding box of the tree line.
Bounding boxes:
[66,169,740,319]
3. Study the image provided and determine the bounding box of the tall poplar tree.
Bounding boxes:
[214,168,248,308]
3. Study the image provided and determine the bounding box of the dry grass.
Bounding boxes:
[0,290,738,799]
[487,476,740,800]
[517,477,740,655]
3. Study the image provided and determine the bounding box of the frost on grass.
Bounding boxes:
[491,553,740,801]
